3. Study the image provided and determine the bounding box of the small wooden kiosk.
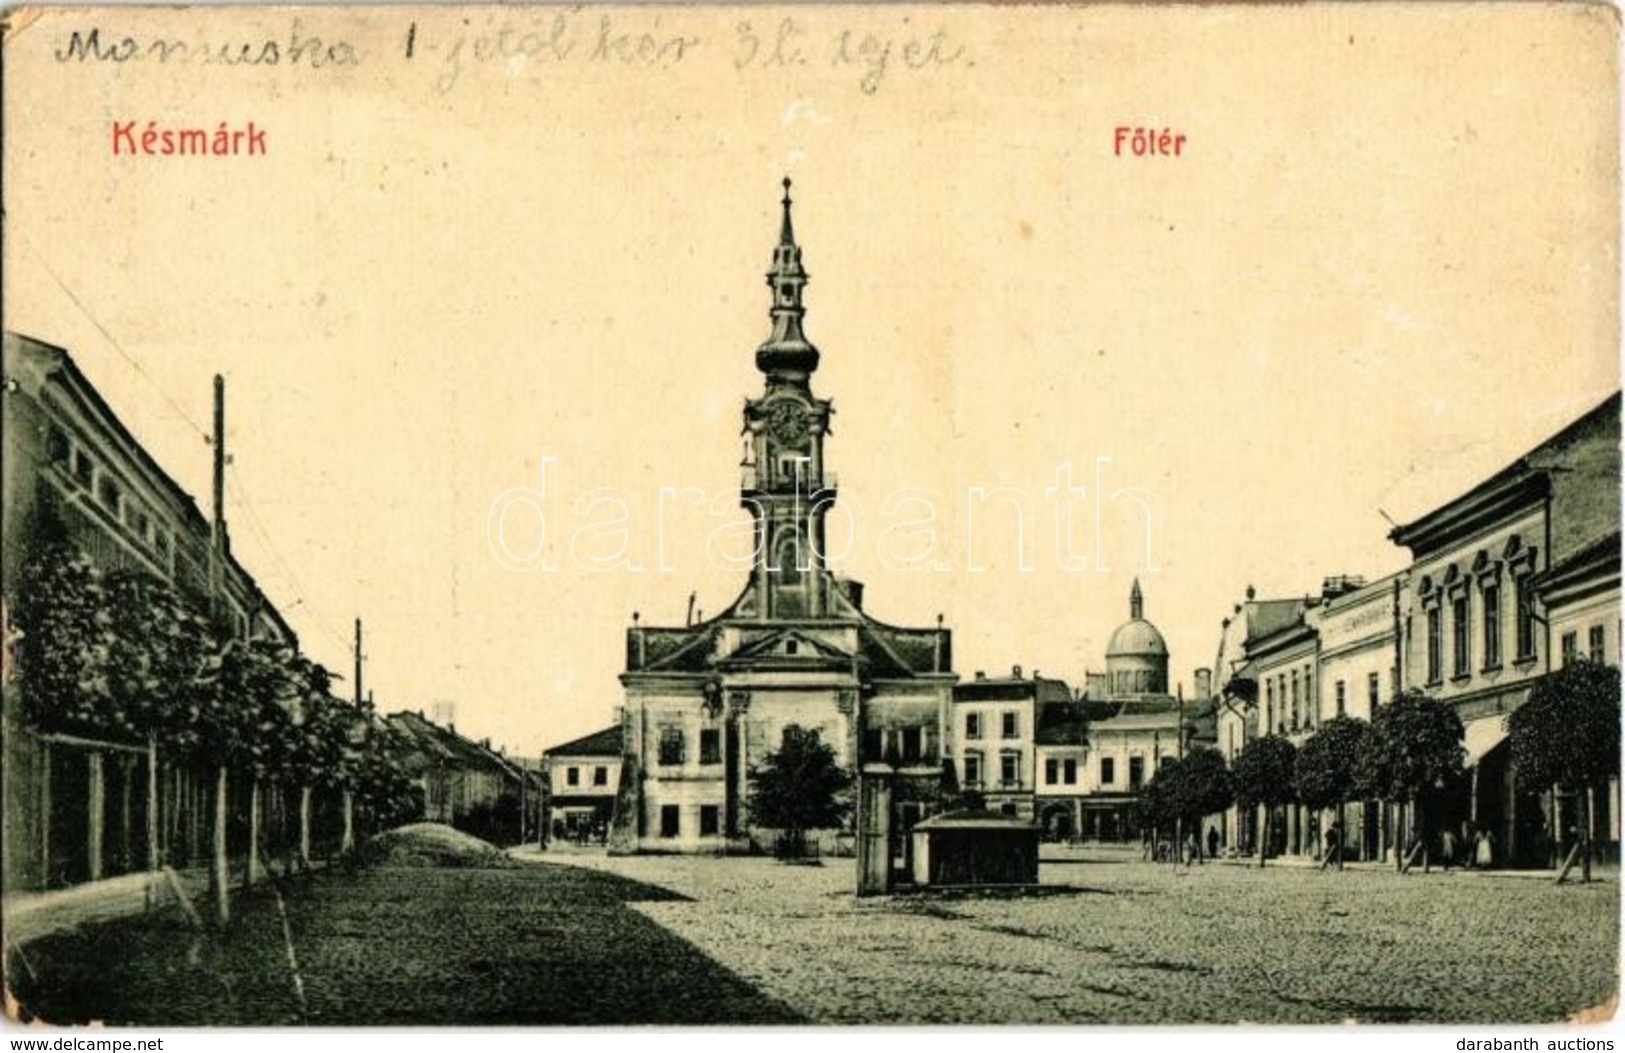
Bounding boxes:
[909,810,1040,888]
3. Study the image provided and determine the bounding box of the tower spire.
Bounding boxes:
[1130,577,1144,620]
[756,177,820,381]
[779,176,796,246]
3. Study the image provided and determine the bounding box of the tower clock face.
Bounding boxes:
[767,400,810,446]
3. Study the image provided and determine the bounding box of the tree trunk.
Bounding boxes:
[1395,800,1405,873]
[1336,799,1346,871]
[299,785,313,871]
[88,752,105,882]
[39,743,52,887]
[1583,785,1594,884]
[212,764,229,926]
[1258,803,1268,869]
[146,738,160,873]
[341,788,354,854]
[247,779,262,888]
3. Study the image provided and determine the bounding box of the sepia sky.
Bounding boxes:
[4,3,1618,755]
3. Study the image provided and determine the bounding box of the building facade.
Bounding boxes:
[1068,580,1205,844]
[543,725,622,844]
[3,332,298,891]
[1312,573,1403,861]
[611,184,956,856]
[1390,392,1621,867]
[1209,588,1313,856]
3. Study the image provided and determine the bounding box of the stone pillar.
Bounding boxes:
[857,764,893,896]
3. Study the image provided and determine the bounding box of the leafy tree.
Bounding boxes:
[1173,747,1234,843]
[103,571,213,752]
[746,725,851,858]
[1294,716,1376,869]
[1142,748,1234,862]
[353,721,424,832]
[1360,689,1464,871]
[1509,660,1621,881]
[13,541,115,735]
[1230,735,1297,868]
[1137,764,1175,854]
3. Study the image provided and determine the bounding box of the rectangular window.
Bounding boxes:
[1426,606,1443,684]
[592,766,608,787]
[1589,625,1606,664]
[863,727,884,762]
[1045,757,1059,785]
[1304,670,1315,726]
[1001,711,1019,739]
[566,766,580,787]
[47,428,70,465]
[1516,580,1536,661]
[1483,583,1502,668]
[699,805,720,837]
[1335,680,1346,717]
[658,727,685,766]
[964,751,982,787]
[1290,672,1299,730]
[1100,757,1116,785]
[1129,755,1145,789]
[699,728,722,765]
[1368,671,1380,710]
[1000,751,1020,788]
[660,804,680,838]
[71,448,93,487]
[1562,631,1579,667]
[97,474,121,513]
[1452,594,1470,678]
[965,712,982,740]
[899,726,922,764]
[1264,680,1274,733]
[1063,758,1077,785]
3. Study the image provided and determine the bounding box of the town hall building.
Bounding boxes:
[609,182,957,856]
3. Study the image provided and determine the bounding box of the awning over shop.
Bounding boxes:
[1463,717,1509,767]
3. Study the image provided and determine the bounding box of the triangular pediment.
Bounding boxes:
[722,627,856,666]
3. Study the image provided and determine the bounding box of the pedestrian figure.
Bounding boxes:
[1185,831,1200,866]
[1440,827,1457,870]
[1475,828,1494,868]
[1207,827,1220,861]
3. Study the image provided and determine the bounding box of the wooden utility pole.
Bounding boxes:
[209,375,230,925]
[341,618,363,854]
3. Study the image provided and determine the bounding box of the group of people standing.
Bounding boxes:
[1436,822,1495,869]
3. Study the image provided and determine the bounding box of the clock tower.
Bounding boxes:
[741,179,837,619]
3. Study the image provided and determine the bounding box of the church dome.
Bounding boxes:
[1103,579,1170,696]
[1106,618,1169,658]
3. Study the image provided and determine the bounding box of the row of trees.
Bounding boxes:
[1141,666,1620,880]
[10,540,423,916]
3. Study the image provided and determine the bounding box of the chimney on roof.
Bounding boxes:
[1245,584,1256,600]
[1194,668,1212,700]
[1012,665,1022,679]
[975,670,986,681]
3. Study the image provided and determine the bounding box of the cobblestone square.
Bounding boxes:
[551,848,1619,1025]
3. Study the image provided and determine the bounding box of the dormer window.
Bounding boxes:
[785,640,799,656]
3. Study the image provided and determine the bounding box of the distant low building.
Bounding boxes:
[543,726,622,844]
[951,667,1071,821]
[385,710,541,845]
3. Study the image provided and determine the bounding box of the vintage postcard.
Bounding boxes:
[1,1,1620,1031]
